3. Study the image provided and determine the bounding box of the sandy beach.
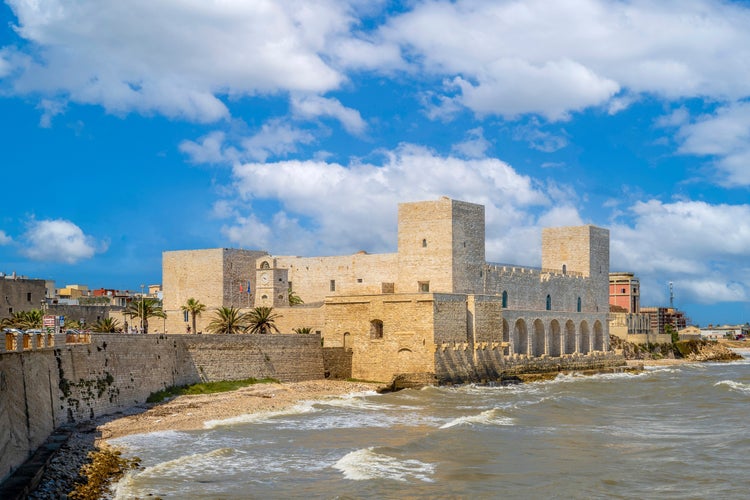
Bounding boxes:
[98,379,382,442]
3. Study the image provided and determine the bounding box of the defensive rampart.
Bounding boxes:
[0,333,324,483]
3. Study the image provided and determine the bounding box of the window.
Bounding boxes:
[260,261,270,270]
[546,294,552,311]
[422,238,427,247]
[288,281,292,290]
[330,280,336,292]
[502,291,508,308]
[562,264,567,275]
[370,319,383,339]
[357,278,363,283]
[621,288,626,293]
[26,292,32,302]
[261,294,268,299]
[577,297,582,312]
[183,310,189,322]
[419,281,430,292]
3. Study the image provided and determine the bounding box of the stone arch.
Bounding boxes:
[513,319,528,355]
[579,320,590,354]
[502,318,510,356]
[343,332,350,350]
[532,319,545,357]
[564,320,576,354]
[260,261,271,270]
[397,348,413,374]
[549,320,562,357]
[593,320,604,351]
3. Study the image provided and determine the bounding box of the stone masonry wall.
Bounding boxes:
[0,333,324,483]
[0,278,47,321]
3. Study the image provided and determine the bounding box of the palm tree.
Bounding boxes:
[181,298,206,334]
[206,306,248,334]
[124,298,166,333]
[292,327,312,334]
[288,290,304,306]
[246,306,281,334]
[91,317,121,333]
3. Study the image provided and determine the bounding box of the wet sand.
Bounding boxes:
[98,379,381,441]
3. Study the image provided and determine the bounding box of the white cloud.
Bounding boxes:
[451,127,491,158]
[380,0,750,119]
[512,120,568,152]
[240,119,316,162]
[179,131,237,165]
[221,145,566,265]
[21,219,106,264]
[4,0,353,122]
[0,230,11,245]
[610,200,750,306]
[675,102,750,186]
[291,95,367,135]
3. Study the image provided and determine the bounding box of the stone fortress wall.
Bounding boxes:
[0,333,325,483]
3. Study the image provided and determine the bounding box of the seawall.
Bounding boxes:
[0,333,325,483]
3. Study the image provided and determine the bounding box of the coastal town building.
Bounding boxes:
[162,197,612,382]
[641,306,688,335]
[609,272,640,313]
[0,272,47,321]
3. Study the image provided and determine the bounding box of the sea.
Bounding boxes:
[109,351,750,499]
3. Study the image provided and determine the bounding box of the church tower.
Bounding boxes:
[254,257,289,308]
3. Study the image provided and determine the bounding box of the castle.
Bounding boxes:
[162,197,611,383]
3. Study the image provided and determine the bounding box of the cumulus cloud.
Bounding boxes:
[380,0,750,119]
[674,102,750,186]
[0,230,11,245]
[218,145,578,265]
[4,0,352,121]
[291,95,367,135]
[240,119,317,162]
[179,131,237,165]
[451,127,491,158]
[610,200,750,306]
[21,219,106,264]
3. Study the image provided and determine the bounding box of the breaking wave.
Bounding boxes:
[333,448,435,482]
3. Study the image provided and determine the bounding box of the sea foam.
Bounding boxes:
[715,379,750,394]
[333,448,435,482]
[439,408,514,429]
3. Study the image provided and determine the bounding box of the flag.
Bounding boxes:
[247,281,252,293]
[239,283,243,292]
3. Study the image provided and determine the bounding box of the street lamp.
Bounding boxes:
[140,284,145,334]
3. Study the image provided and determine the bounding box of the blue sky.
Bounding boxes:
[1,0,750,326]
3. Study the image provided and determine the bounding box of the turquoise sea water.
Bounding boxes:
[110,352,750,499]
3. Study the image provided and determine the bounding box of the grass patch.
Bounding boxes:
[147,377,278,403]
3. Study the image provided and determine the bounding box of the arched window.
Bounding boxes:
[422,238,427,247]
[260,261,270,270]
[370,319,383,339]
[577,297,582,312]
[546,294,552,311]
[502,291,508,308]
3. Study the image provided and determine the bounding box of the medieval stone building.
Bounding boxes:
[162,197,611,383]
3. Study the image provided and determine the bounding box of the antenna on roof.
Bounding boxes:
[669,281,674,309]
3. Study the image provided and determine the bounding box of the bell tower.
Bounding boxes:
[254,257,289,308]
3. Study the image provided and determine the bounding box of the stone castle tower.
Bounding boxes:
[397,197,485,294]
[541,225,610,312]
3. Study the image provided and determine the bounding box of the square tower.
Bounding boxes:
[397,197,485,294]
[542,225,610,311]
